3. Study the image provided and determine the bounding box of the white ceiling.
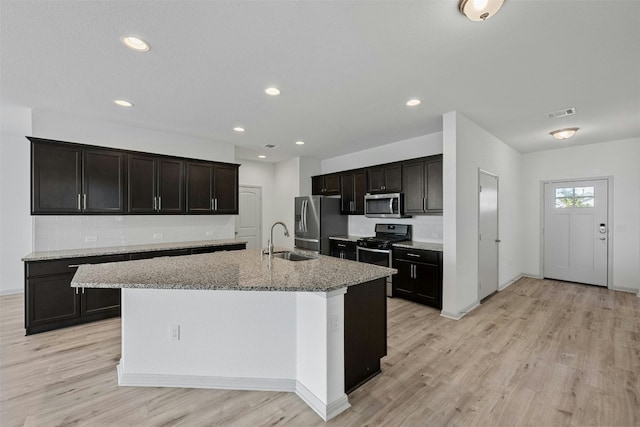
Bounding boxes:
[2,1,639,163]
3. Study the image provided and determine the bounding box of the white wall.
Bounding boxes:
[442,112,523,318]
[0,105,33,294]
[521,138,640,292]
[320,132,442,174]
[238,160,277,249]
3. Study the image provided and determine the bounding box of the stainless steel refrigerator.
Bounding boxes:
[294,196,348,255]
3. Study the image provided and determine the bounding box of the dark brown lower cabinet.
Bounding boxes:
[344,277,387,393]
[392,248,442,309]
[24,243,247,335]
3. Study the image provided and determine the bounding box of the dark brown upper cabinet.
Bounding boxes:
[31,140,124,214]
[312,174,341,196]
[367,163,402,193]
[340,170,367,215]
[128,154,184,214]
[403,155,443,215]
[186,161,238,214]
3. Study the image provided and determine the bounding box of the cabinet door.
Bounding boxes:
[32,142,82,213]
[425,158,443,213]
[340,173,355,214]
[186,161,214,213]
[81,288,121,316]
[158,158,184,213]
[26,274,79,328]
[367,167,385,193]
[392,259,414,297]
[403,161,426,213]
[414,262,441,308]
[323,174,341,195]
[311,176,324,195]
[128,154,157,213]
[384,164,403,192]
[83,149,125,213]
[213,164,238,214]
[352,170,367,214]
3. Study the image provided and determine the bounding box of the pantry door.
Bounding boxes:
[478,171,499,301]
[543,179,609,286]
[236,186,262,249]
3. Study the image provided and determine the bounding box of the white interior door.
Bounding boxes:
[543,179,608,286]
[236,186,262,250]
[478,171,499,301]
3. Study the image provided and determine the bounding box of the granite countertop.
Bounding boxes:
[71,249,396,293]
[329,235,369,242]
[22,239,248,262]
[393,241,444,252]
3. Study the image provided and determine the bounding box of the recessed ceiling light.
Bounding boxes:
[114,99,133,107]
[233,127,245,132]
[258,155,267,159]
[265,87,281,96]
[459,0,504,21]
[121,36,150,52]
[406,99,421,107]
[550,127,579,140]
[295,141,305,145]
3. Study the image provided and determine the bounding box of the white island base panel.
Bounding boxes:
[117,288,350,421]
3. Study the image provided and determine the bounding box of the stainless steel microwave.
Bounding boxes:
[364,193,410,218]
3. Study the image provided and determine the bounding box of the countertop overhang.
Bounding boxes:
[71,249,396,293]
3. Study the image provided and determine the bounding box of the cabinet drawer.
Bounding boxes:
[330,240,357,252]
[26,255,128,278]
[393,248,439,264]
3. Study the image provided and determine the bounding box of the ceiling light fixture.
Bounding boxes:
[406,99,421,107]
[258,155,267,159]
[121,36,150,52]
[233,127,245,132]
[265,87,281,96]
[114,99,133,107]
[295,141,305,145]
[459,0,504,21]
[550,127,579,140]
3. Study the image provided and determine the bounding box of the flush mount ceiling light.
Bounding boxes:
[295,141,305,145]
[233,127,245,132]
[258,155,267,159]
[114,99,133,107]
[121,36,150,52]
[265,87,281,96]
[459,0,504,21]
[406,99,421,107]
[550,127,579,140]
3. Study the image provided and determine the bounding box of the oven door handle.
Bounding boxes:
[356,246,391,254]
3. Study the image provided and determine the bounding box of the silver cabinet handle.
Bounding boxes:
[407,253,420,258]
[82,287,85,294]
[75,287,79,295]
[337,243,346,247]
[214,198,217,211]
[211,198,214,210]
[158,196,162,211]
[77,194,82,210]
[83,194,87,210]
[153,197,157,211]
[423,197,427,212]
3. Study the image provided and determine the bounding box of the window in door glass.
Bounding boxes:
[555,186,595,208]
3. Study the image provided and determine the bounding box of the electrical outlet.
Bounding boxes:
[84,236,97,242]
[206,231,215,237]
[330,314,340,331]
[153,233,164,239]
[170,324,180,341]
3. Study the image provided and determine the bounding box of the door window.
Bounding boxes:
[555,186,595,208]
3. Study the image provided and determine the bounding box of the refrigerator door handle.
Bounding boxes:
[303,200,308,232]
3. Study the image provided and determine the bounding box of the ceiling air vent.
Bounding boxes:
[263,144,278,149]
[547,107,576,119]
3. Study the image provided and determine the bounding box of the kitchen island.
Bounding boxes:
[71,249,394,421]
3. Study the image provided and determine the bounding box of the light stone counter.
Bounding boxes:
[393,241,444,252]
[71,248,396,293]
[22,239,247,262]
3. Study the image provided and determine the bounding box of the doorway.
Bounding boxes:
[478,170,499,301]
[543,179,609,287]
[236,186,262,250]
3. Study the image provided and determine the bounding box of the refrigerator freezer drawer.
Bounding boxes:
[295,237,320,252]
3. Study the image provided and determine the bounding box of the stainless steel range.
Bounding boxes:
[357,224,412,296]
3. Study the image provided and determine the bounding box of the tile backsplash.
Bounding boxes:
[348,215,443,242]
[33,215,235,252]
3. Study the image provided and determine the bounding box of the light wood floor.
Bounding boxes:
[1,277,639,426]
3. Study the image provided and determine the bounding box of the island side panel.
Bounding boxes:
[119,288,297,389]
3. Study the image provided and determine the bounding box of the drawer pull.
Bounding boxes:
[337,244,346,247]
[407,253,420,258]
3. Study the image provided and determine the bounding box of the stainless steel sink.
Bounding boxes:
[272,251,315,261]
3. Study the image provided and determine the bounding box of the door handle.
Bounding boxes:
[495,239,501,243]
[600,237,606,241]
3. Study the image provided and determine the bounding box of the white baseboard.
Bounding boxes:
[499,274,523,291]
[295,381,350,421]
[117,361,351,421]
[0,288,23,296]
[522,273,543,279]
[610,286,640,296]
[440,300,480,320]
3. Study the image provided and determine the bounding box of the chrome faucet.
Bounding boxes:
[267,221,290,258]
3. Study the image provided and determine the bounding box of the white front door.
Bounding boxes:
[478,171,499,301]
[543,179,609,286]
[236,186,262,250]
